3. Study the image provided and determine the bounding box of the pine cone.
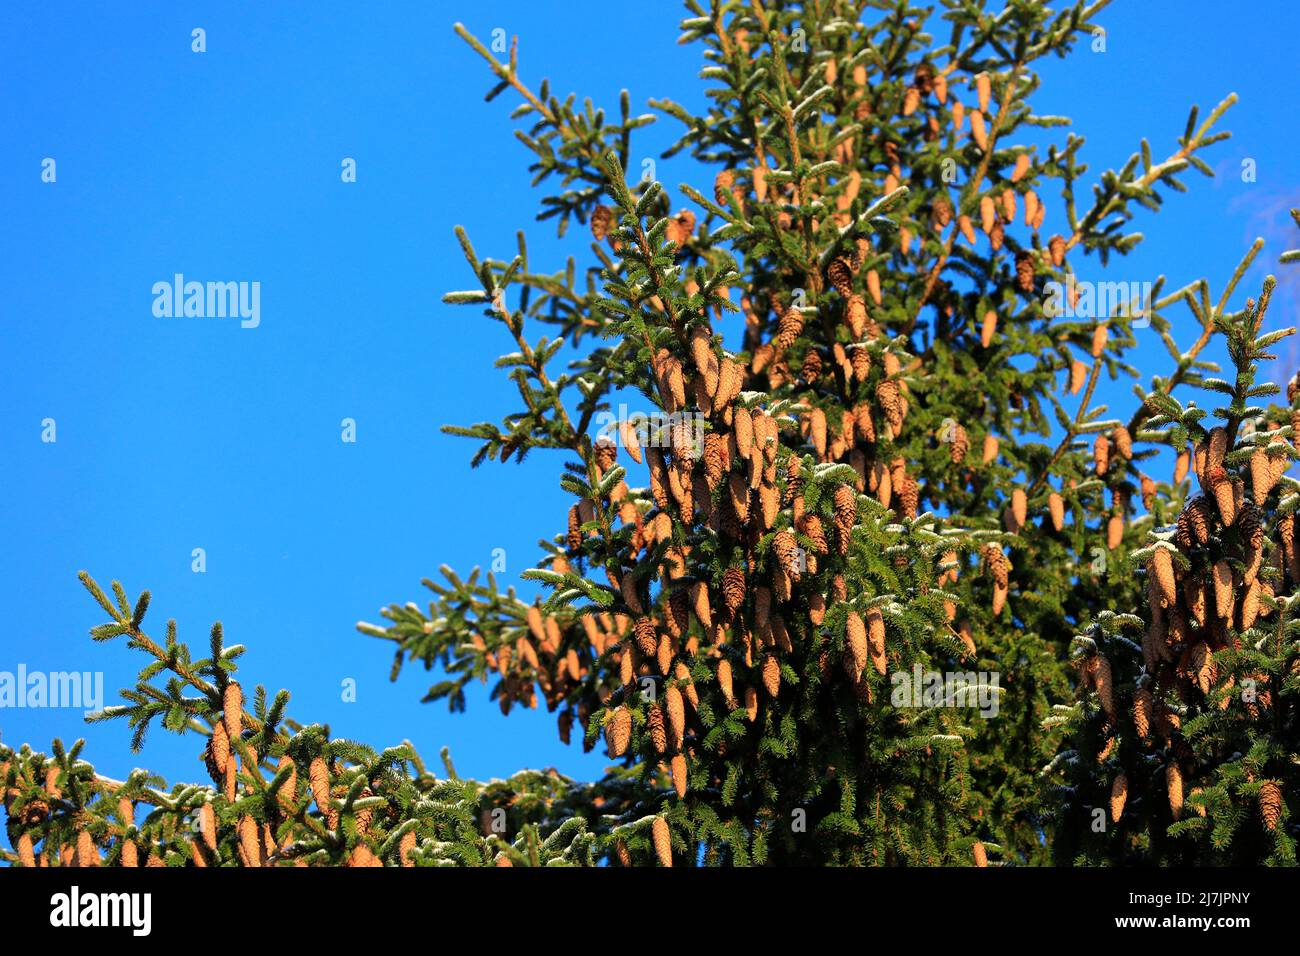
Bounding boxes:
[980,310,997,348]
[799,513,829,554]
[776,306,804,351]
[651,816,672,867]
[1260,781,1283,831]
[972,841,988,867]
[845,294,868,338]
[982,434,999,463]
[833,484,857,553]
[670,754,688,798]
[1048,492,1065,531]
[1094,654,1115,716]
[590,204,613,242]
[773,529,801,576]
[722,567,746,613]
[634,616,658,656]
[827,257,854,296]
[76,829,100,867]
[1149,547,1177,607]
[983,544,1008,589]
[1048,234,1066,267]
[759,654,780,698]
[605,706,632,757]
[1110,773,1128,822]
[717,658,737,709]
[947,423,969,464]
[1113,426,1133,459]
[846,612,868,676]
[1167,763,1184,820]
[665,685,686,749]
[1093,434,1110,476]
[1015,252,1035,293]
[310,757,337,828]
[1068,360,1086,395]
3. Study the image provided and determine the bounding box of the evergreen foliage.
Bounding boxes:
[4,1,1297,867]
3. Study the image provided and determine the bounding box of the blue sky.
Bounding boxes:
[1,1,1297,806]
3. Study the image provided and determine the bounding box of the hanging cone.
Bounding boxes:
[846,612,868,676]
[1093,434,1110,476]
[1067,359,1087,396]
[980,310,997,348]
[1106,514,1123,549]
[651,816,672,867]
[982,434,999,464]
[1250,447,1277,502]
[1149,547,1177,607]
[1110,773,1128,822]
[76,829,100,867]
[310,757,337,828]
[1167,763,1184,820]
[1212,560,1234,619]
[670,753,688,798]
[761,655,780,698]
[238,815,261,867]
[1090,324,1108,357]
[972,841,988,867]
[718,658,737,709]
[1132,688,1153,740]
[222,681,243,744]
[1048,492,1065,531]
[1260,781,1283,831]
[199,801,217,851]
[665,685,686,749]
[605,706,632,756]
[1094,655,1115,716]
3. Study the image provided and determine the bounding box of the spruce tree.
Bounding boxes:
[3,1,1292,868]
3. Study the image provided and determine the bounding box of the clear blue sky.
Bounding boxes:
[1,1,1297,802]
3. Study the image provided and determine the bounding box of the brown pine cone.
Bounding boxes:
[827,256,854,296]
[1048,234,1066,267]
[590,204,613,242]
[717,658,737,709]
[846,612,869,676]
[309,756,337,828]
[773,529,801,576]
[1110,773,1128,822]
[1166,763,1185,820]
[1015,252,1035,293]
[647,706,667,753]
[1260,781,1283,831]
[665,685,686,749]
[722,566,746,613]
[775,306,804,351]
[1093,434,1111,476]
[1132,688,1154,740]
[634,617,658,656]
[877,379,904,431]
[983,544,1009,589]
[761,654,781,698]
[669,753,688,799]
[605,706,632,757]
[1149,547,1177,606]
[1048,492,1065,531]
[799,514,829,554]
[949,423,969,464]
[651,816,672,867]
[833,484,857,552]
[972,841,988,867]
